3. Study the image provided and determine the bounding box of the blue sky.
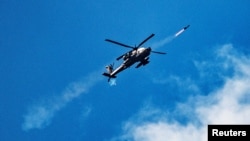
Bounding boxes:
[1,0,250,141]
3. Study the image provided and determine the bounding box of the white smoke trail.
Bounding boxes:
[151,35,175,50]
[22,71,103,131]
[151,26,189,50]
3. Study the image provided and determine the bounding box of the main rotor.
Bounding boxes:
[105,34,166,56]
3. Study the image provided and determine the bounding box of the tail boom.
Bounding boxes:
[102,73,117,78]
[102,72,116,82]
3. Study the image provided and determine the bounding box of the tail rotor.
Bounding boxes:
[105,63,114,73]
[103,63,116,82]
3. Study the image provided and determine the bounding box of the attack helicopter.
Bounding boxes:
[102,33,166,82]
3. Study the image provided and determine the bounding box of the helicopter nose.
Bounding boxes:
[148,47,152,51]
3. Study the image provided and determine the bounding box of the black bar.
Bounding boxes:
[208,125,250,141]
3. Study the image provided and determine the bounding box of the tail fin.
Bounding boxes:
[105,63,114,73]
[103,63,116,82]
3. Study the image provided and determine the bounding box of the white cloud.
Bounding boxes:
[120,122,205,141]
[112,44,250,141]
[22,71,103,131]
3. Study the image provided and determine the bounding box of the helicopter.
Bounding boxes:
[102,33,166,82]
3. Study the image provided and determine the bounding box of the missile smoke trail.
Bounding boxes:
[152,25,190,49]
[151,35,175,50]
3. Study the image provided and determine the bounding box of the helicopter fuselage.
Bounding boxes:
[123,47,151,67]
[106,47,151,78]
[102,33,166,82]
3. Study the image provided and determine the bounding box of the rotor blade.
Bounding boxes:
[137,33,155,47]
[116,55,123,60]
[109,62,114,68]
[151,50,167,54]
[116,50,133,60]
[105,39,135,49]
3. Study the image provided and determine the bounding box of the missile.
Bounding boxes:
[175,25,190,37]
[184,25,190,30]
